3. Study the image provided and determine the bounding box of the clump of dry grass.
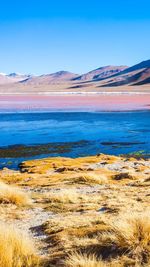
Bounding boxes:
[44,214,103,234]
[43,188,104,213]
[0,168,26,184]
[0,181,31,207]
[45,212,150,266]
[66,253,122,267]
[42,214,109,262]
[0,223,39,267]
[73,173,108,184]
[47,189,80,204]
[45,189,99,204]
[100,212,150,265]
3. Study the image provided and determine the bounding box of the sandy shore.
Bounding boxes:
[0,94,150,111]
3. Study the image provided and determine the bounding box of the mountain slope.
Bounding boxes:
[133,68,150,85]
[100,60,150,87]
[7,73,31,82]
[20,71,79,85]
[120,59,150,75]
[74,65,128,81]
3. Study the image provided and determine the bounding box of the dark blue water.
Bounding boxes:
[0,111,150,169]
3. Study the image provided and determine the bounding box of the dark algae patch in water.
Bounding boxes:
[101,142,146,146]
[0,140,90,158]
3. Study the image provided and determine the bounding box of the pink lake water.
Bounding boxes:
[0,94,150,111]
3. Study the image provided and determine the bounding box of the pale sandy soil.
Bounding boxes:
[0,79,150,94]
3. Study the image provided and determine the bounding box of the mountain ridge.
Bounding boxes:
[0,59,150,87]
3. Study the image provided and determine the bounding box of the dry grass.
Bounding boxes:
[19,155,118,175]
[43,189,82,213]
[0,223,39,267]
[42,213,109,265]
[1,154,150,266]
[72,173,108,184]
[46,189,80,204]
[66,253,122,267]
[0,181,31,207]
[104,212,150,264]
[42,188,106,213]
[44,189,102,205]
[0,169,26,184]
[43,211,150,266]
[43,214,104,235]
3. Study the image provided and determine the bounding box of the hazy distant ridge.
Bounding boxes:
[0,60,150,87]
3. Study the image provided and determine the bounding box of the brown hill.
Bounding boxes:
[100,60,150,87]
[0,60,150,88]
[20,71,79,85]
[73,65,128,81]
[132,68,150,85]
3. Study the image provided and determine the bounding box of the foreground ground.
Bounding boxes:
[0,153,150,266]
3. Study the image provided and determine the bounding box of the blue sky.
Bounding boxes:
[0,0,150,75]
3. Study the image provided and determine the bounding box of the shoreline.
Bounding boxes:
[0,108,150,114]
[0,91,150,95]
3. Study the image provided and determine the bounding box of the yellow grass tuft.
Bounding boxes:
[73,173,108,184]
[0,223,39,267]
[66,252,122,267]
[0,181,31,207]
[45,188,99,204]
[47,189,79,204]
[100,212,150,265]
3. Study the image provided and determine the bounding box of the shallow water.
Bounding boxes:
[0,111,150,169]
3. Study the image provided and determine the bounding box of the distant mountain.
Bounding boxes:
[73,66,128,81]
[120,59,150,74]
[0,74,12,84]
[20,71,79,85]
[133,68,150,85]
[101,60,150,87]
[0,72,31,84]
[8,73,31,82]
[7,73,22,77]
[0,60,150,87]
[7,72,30,78]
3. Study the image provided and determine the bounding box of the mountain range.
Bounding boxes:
[0,60,150,87]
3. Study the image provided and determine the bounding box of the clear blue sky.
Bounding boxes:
[0,0,150,75]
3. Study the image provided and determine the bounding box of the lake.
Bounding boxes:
[0,111,150,169]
